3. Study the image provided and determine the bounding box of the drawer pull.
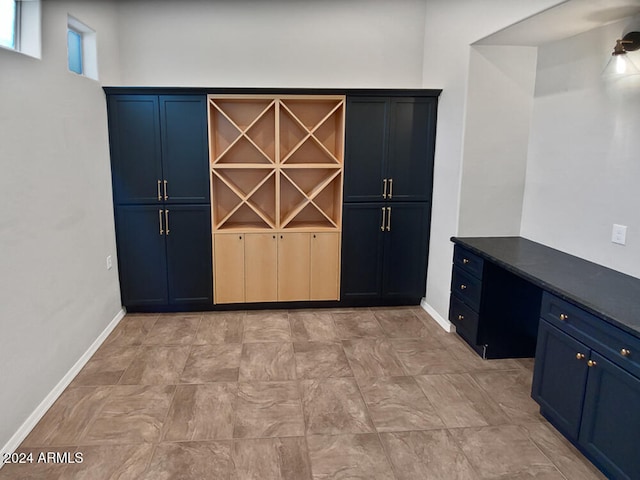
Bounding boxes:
[587,360,597,367]
[576,353,585,360]
[458,314,464,321]
[559,313,568,321]
[463,258,470,264]
[460,284,467,290]
[621,348,631,357]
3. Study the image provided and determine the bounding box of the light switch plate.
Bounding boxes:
[612,224,627,245]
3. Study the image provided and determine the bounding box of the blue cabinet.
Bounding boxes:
[107,94,212,309]
[533,292,640,480]
[341,202,430,303]
[108,95,209,205]
[341,95,436,304]
[343,97,436,203]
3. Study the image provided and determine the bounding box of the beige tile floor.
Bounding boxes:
[0,307,606,480]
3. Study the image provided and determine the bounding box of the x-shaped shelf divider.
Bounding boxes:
[211,100,276,164]
[213,169,276,229]
[278,100,343,165]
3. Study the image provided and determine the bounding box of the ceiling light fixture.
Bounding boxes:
[603,31,640,77]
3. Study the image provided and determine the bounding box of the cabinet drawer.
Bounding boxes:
[451,266,482,311]
[541,292,640,379]
[449,295,479,344]
[453,245,483,280]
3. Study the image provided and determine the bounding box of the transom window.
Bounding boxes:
[0,0,18,50]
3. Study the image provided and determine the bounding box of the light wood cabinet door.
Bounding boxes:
[278,233,311,301]
[214,234,245,304]
[245,233,278,302]
[310,232,340,300]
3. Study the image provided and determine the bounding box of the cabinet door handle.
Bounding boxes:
[576,353,585,360]
[382,178,388,199]
[386,207,391,231]
[559,313,568,321]
[460,284,467,290]
[587,360,597,367]
[163,180,168,200]
[463,258,470,264]
[381,207,386,231]
[458,314,464,321]
[165,210,170,235]
[157,180,162,201]
[158,209,164,235]
[388,178,393,199]
[621,348,631,357]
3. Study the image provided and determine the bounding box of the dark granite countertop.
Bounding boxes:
[451,236,640,338]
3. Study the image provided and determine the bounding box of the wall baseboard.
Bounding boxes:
[420,298,454,333]
[0,308,126,463]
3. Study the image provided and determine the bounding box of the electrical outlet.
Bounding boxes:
[106,255,113,270]
[612,224,627,245]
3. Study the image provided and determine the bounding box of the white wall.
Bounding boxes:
[521,19,640,278]
[421,0,564,323]
[0,1,122,451]
[114,0,428,88]
[458,45,538,236]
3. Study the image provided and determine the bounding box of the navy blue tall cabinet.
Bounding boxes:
[107,94,212,309]
[341,96,437,303]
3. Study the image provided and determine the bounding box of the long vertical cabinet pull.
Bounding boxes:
[382,178,388,199]
[157,180,162,201]
[159,209,164,235]
[163,180,168,200]
[381,207,386,231]
[388,178,393,199]
[165,210,170,235]
[386,207,391,231]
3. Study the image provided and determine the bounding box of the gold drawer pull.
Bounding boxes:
[460,284,467,290]
[463,258,470,264]
[458,314,464,321]
[587,360,597,367]
[621,348,631,357]
[157,180,162,201]
[576,353,585,360]
[559,313,568,321]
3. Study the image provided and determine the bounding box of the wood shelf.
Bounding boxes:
[209,94,344,233]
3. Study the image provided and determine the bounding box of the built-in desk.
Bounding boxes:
[450,236,640,480]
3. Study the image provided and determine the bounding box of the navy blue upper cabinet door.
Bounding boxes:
[381,202,430,299]
[579,352,640,480]
[108,96,163,204]
[115,205,168,307]
[386,98,436,202]
[531,320,589,441]
[165,205,213,306]
[343,98,388,202]
[159,96,210,204]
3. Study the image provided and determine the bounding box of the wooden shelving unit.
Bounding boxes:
[208,95,344,232]
[208,95,345,303]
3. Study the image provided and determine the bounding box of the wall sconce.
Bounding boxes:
[603,31,640,77]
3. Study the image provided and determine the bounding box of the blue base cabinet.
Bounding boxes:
[532,292,640,480]
[115,205,212,308]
